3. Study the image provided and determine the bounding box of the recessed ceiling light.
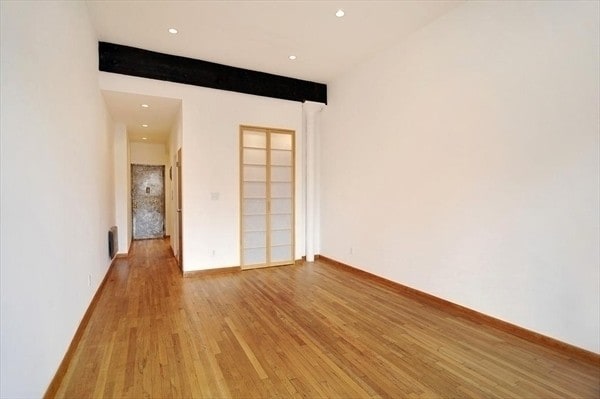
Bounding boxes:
[288,55,297,60]
[142,137,148,140]
[168,28,178,34]
[141,104,149,108]
[142,124,148,128]
[335,9,345,17]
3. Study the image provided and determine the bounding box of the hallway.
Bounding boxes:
[53,239,599,398]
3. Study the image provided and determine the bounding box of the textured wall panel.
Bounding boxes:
[132,165,165,239]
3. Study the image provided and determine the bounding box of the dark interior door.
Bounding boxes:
[132,164,165,239]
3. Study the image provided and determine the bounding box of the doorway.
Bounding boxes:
[131,164,165,239]
[176,148,183,268]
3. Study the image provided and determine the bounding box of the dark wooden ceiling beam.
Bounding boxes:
[99,42,327,104]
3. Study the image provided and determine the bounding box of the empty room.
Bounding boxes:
[1,0,599,398]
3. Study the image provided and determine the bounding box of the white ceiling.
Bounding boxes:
[88,0,463,143]
[101,90,181,143]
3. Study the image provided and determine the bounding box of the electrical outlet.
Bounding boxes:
[349,247,353,255]
[87,274,92,287]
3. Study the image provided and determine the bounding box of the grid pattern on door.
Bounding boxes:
[240,126,295,269]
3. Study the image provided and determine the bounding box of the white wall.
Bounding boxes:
[113,123,129,254]
[130,141,172,237]
[320,1,599,353]
[0,2,116,397]
[100,73,304,271]
[130,141,169,165]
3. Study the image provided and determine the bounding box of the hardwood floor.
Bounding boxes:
[53,239,599,398]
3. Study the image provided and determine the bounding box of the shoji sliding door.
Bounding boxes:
[240,126,295,269]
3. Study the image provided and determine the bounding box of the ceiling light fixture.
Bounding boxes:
[168,28,178,34]
[142,124,148,128]
[335,9,345,17]
[288,55,297,60]
[141,104,149,108]
[142,137,148,140]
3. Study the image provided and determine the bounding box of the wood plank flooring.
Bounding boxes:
[54,239,600,398]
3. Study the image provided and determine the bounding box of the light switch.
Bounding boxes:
[211,192,220,201]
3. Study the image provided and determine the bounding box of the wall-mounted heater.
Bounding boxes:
[108,226,118,259]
